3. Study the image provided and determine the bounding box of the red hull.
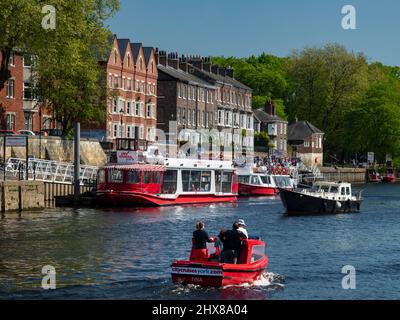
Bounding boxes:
[383,176,396,183]
[97,191,237,207]
[171,257,268,287]
[238,184,278,196]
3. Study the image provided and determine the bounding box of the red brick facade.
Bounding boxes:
[84,36,158,146]
[0,50,54,133]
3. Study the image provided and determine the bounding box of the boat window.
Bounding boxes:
[143,171,151,184]
[274,176,291,188]
[222,172,233,193]
[97,170,105,184]
[127,170,140,184]
[108,170,123,183]
[340,187,345,195]
[330,186,339,193]
[238,175,249,184]
[182,170,190,192]
[190,171,202,191]
[251,176,261,185]
[200,171,211,192]
[321,186,330,192]
[260,176,271,185]
[152,171,159,184]
[216,170,222,193]
[251,245,265,263]
[161,170,177,194]
[346,187,351,195]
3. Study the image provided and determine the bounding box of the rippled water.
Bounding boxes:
[1,183,400,300]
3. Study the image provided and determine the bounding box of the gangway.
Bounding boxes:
[4,158,98,185]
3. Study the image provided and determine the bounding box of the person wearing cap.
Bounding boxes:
[236,219,248,239]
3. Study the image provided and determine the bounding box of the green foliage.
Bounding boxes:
[254,131,270,147]
[0,0,120,135]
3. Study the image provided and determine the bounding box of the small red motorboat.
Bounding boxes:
[171,238,268,287]
[383,168,396,183]
[367,169,381,183]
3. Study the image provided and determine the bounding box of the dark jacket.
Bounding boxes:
[193,229,212,249]
[222,229,244,252]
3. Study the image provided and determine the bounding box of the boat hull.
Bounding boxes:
[279,188,362,215]
[383,176,396,183]
[171,257,268,287]
[238,184,278,196]
[97,191,237,207]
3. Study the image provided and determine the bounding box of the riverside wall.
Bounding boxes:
[0,181,45,212]
[0,136,107,167]
[320,167,367,184]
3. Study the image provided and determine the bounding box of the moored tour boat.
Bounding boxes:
[97,145,238,207]
[236,165,294,196]
[382,168,396,183]
[279,181,363,215]
[171,238,268,287]
[367,169,381,183]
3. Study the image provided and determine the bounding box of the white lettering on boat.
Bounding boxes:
[171,267,222,277]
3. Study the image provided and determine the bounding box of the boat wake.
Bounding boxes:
[222,272,285,289]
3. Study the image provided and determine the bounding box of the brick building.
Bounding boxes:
[253,101,288,156]
[156,52,254,158]
[0,50,52,132]
[82,35,158,148]
[288,120,324,166]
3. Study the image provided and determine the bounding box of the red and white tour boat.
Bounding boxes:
[97,145,238,207]
[171,238,268,287]
[236,165,294,196]
[383,168,397,183]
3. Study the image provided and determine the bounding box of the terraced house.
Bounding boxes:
[156,52,254,158]
[0,50,55,133]
[84,35,158,148]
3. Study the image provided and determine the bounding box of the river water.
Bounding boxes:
[1,183,400,300]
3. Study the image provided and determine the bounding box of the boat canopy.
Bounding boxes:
[102,164,167,172]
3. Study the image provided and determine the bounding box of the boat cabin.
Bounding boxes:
[307,182,355,201]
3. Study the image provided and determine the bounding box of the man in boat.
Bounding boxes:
[191,221,213,261]
[221,223,246,264]
[236,219,248,239]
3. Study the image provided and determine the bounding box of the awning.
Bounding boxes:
[102,164,166,172]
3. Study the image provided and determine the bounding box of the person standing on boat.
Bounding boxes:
[236,219,248,239]
[221,223,245,264]
[191,221,213,261]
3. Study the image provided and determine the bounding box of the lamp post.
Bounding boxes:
[119,107,124,139]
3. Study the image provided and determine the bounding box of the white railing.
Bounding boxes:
[4,158,98,185]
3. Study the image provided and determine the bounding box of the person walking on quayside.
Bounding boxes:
[191,220,213,261]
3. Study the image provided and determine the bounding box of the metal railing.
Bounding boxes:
[4,158,98,185]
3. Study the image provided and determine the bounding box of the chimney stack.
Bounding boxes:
[179,55,189,73]
[188,56,203,70]
[203,56,213,72]
[167,52,179,69]
[159,50,168,66]
[264,100,276,116]
[211,64,219,75]
[226,67,234,78]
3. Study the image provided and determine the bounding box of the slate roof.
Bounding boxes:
[117,39,130,59]
[142,47,154,65]
[192,66,252,91]
[253,109,286,123]
[288,120,324,141]
[157,64,216,88]
[131,43,142,63]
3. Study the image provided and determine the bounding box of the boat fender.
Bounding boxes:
[336,201,342,209]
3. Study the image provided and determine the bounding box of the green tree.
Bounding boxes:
[1,0,120,135]
[286,43,369,159]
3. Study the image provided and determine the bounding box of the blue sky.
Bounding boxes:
[107,0,400,66]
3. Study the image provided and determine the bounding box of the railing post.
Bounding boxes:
[74,122,81,206]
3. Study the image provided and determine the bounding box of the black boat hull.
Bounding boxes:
[279,188,362,215]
